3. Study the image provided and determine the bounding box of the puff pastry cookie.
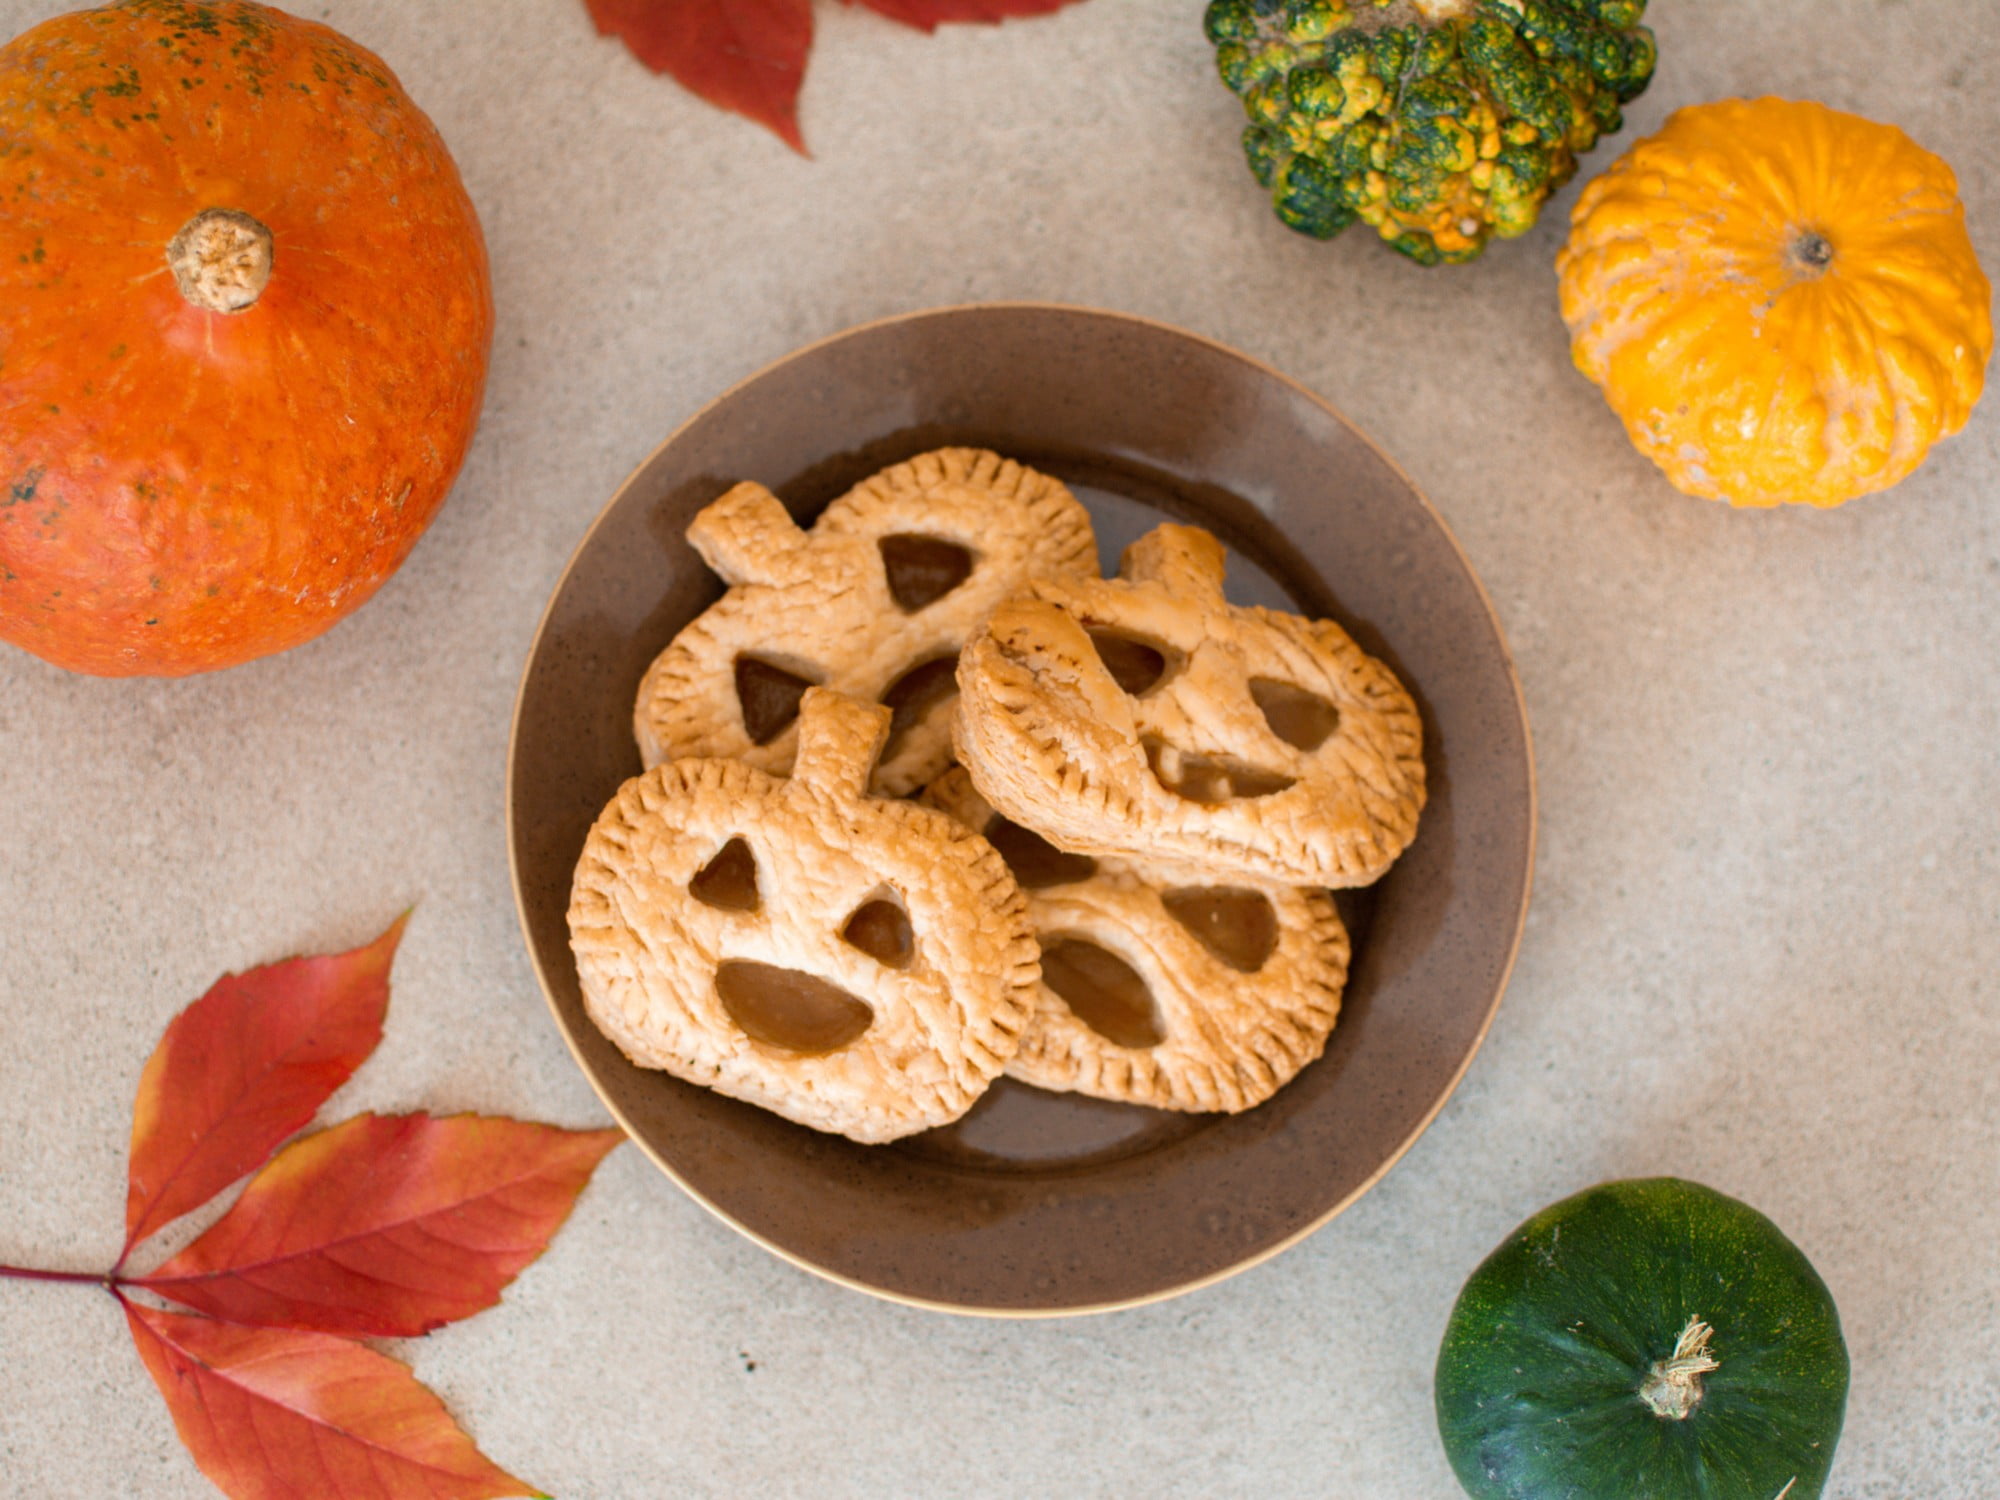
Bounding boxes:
[635,447,1097,796]
[924,769,1348,1114]
[571,689,1039,1143]
[954,524,1426,886]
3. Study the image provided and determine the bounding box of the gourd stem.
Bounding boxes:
[1638,1316,1719,1420]
[1789,229,1835,276]
[167,208,274,314]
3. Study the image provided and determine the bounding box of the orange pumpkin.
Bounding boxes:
[0,1,492,675]
[1556,97,1991,508]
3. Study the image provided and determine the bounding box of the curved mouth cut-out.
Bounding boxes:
[842,897,913,969]
[690,837,760,912]
[879,534,974,612]
[734,655,819,746]
[1085,627,1176,697]
[1038,938,1164,1050]
[878,654,959,761]
[1163,887,1277,972]
[1144,738,1296,805]
[716,960,874,1054]
[1251,677,1340,752]
[984,815,1098,890]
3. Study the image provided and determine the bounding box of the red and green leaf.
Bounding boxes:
[585,0,1087,151]
[123,916,407,1259]
[121,1298,541,1500]
[136,1112,623,1338]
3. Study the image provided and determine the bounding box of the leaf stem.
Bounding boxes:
[0,1261,116,1288]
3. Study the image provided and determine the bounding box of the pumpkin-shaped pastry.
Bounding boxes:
[634,447,1096,796]
[925,769,1347,1113]
[1558,97,1992,508]
[954,524,1425,887]
[570,689,1039,1143]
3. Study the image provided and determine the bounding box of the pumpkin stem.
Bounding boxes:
[1639,1316,1720,1420]
[790,687,892,801]
[167,208,274,314]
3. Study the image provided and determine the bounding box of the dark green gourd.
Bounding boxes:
[1436,1178,1849,1499]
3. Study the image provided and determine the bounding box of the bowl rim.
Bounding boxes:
[505,300,1537,1317]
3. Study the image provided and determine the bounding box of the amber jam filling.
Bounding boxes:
[690,837,761,912]
[879,533,973,612]
[1039,938,1165,1049]
[983,815,1098,889]
[716,960,874,1054]
[1144,738,1295,804]
[734,656,817,745]
[878,655,959,761]
[1251,677,1340,751]
[1085,627,1176,696]
[1162,887,1278,971]
[842,898,913,968]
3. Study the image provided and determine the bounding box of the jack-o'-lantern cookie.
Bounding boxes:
[571,689,1040,1143]
[924,769,1347,1113]
[954,524,1425,886]
[635,448,1096,796]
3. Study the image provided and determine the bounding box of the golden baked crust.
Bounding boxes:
[923,768,1348,1114]
[571,690,1039,1143]
[953,524,1426,886]
[634,447,1097,796]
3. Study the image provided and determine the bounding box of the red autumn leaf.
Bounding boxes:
[121,1297,541,1500]
[136,1112,624,1338]
[584,0,1086,150]
[846,0,1087,31]
[123,916,407,1260]
[585,0,815,153]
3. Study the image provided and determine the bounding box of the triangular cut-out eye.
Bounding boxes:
[878,654,960,761]
[985,816,1097,889]
[734,655,817,746]
[1163,887,1277,972]
[691,837,761,912]
[842,897,913,968]
[1039,938,1164,1049]
[1144,738,1295,804]
[1086,628,1172,696]
[879,534,973,612]
[716,960,873,1054]
[1251,678,1340,751]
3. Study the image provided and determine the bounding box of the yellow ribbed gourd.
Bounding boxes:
[1556,97,1991,508]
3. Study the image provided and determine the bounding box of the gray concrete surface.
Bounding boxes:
[1,2,1995,1495]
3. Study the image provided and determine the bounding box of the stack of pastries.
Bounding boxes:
[568,449,1425,1143]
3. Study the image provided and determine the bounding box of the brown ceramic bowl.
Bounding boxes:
[508,304,1534,1315]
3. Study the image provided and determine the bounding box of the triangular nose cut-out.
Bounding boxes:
[1162,888,1277,972]
[878,533,973,612]
[716,960,874,1054]
[1038,938,1165,1050]
[734,656,817,745]
[842,898,913,969]
[1085,628,1169,696]
[1251,678,1340,751]
[983,815,1097,890]
[690,837,760,912]
[1143,738,1296,804]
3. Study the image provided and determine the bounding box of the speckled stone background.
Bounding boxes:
[1,2,1995,1495]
